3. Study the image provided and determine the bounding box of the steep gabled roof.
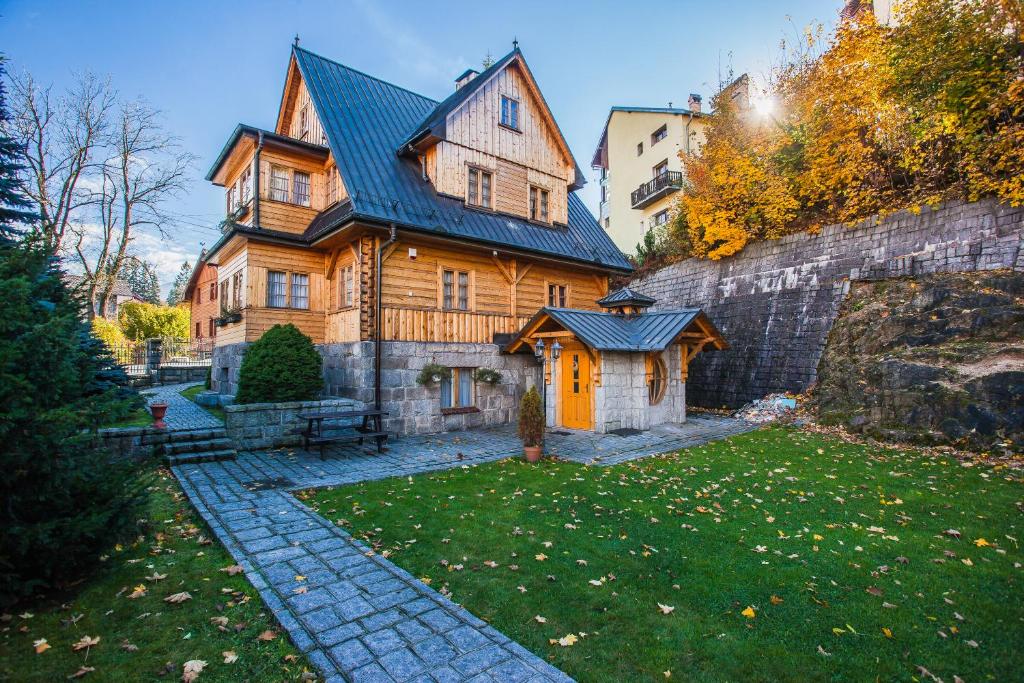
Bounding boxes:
[289,46,628,271]
[505,307,728,353]
[396,48,585,190]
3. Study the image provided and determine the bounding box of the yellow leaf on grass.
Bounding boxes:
[72,635,100,651]
[657,603,675,615]
[973,538,990,547]
[182,659,206,682]
[534,554,548,562]
[68,666,95,679]
[33,638,50,654]
[770,595,784,605]
[219,565,244,576]
[549,633,578,647]
[882,627,893,639]
[128,585,147,599]
[222,650,238,664]
[741,606,756,619]
[164,592,192,604]
[257,630,277,641]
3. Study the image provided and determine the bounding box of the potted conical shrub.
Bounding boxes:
[518,386,544,462]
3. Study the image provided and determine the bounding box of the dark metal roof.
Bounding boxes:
[205,124,329,182]
[509,307,721,352]
[290,47,629,270]
[596,286,657,307]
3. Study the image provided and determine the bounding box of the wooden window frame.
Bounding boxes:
[208,318,216,337]
[440,367,478,412]
[298,105,309,141]
[529,185,550,223]
[290,272,310,310]
[326,165,340,206]
[545,281,569,308]
[209,281,217,301]
[267,270,311,310]
[293,170,311,207]
[239,164,253,205]
[499,95,521,132]
[269,165,290,202]
[219,278,229,312]
[439,265,474,312]
[267,270,288,308]
[647,352,668,405]
[231,271,243,309]
[337,262,356,309]
[466,164,493,209]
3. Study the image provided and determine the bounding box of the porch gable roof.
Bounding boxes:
[505,307,728,353]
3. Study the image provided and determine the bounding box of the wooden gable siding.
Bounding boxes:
[446,62,572,180]
[286,77,328,145]
[256,149,324,233]
[189,262,220,342]
[213,246,248,346]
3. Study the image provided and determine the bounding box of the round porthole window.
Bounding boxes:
[649,354,667,405]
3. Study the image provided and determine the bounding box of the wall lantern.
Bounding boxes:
[551,340,562,361]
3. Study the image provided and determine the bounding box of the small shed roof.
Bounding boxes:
[505,307,728,353]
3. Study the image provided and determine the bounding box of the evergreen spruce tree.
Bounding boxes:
[166,259,192,305]
[0,57,35,241]
[0,57,146,606]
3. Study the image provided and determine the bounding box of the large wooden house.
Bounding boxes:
[199,44,724,435]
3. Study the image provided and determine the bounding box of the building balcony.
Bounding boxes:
[631,171,683,209]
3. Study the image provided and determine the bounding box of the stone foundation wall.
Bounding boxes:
[592,348,686,433]
[224,398,360,450]
[633,199,1024,408]
[213,340,540,437]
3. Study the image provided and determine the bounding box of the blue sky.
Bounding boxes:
[0,0,835,295]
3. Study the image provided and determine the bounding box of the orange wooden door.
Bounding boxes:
[560,344,592,430]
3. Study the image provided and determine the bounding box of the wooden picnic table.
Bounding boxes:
[296,408,389,460]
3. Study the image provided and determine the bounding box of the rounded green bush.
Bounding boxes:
[235,324,323,404]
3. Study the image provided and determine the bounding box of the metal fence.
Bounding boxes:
[108,338,213,376]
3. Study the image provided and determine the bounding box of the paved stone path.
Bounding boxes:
[141,382,222,430]
[173,415,754,682]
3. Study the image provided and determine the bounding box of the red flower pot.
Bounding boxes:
[149,402,169,429]
[523,445,542,463]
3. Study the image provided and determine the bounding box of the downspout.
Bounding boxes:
[374,223,398,410]
[684,113,693,156]
[253,132,264,228]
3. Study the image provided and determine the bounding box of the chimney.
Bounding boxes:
[454,68,479,91]
[688,93,702,114]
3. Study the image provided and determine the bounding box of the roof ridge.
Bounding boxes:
[294,45,439,106]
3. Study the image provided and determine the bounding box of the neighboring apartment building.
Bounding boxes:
[195,44,725,436]
[182,251,219,342]
[592,75,750,254]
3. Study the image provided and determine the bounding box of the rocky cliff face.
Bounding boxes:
[810,271,1023,453]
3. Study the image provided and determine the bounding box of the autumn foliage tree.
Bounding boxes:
[674,0,1024,260]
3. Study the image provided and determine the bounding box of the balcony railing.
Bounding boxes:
[631,171,684,209]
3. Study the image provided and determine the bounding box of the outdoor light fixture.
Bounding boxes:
[551,340,562,361]
[534,338,545,360]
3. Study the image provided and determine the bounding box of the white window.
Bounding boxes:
[239,165,252,205]
[293,171,311,207]
[270,166,289,202]
[654,160,669,178]
[547,283,567,307]
[290,273,309,309]
[500,96,519,130]
[530,186,549,223]
[651,209,670,228]
[440,368,475,409]
[651,124,668,145]
[339,263,355,308]
[467,167,492,208]
[268,271,287,307]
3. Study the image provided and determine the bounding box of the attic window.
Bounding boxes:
[298,105,309,140]
[467,167,492,208]
[529,186,549,223]
[500,96,520,130]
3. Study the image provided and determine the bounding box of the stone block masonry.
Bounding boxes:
[224,398,359,450]
[633,199,1024,408]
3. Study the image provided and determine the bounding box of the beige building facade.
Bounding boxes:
[592,99,710,254]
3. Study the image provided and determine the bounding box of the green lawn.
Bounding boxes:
[306,427,1023,682]
[181,385,226,422]
[103,408,153,428]
[0,467,314,681]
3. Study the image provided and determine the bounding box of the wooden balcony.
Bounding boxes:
[631,171,684,209]
[383,307,531,344]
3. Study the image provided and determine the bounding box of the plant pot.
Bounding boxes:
[523,445,542,462]
[431,374,442,383]
[149,402,169,430]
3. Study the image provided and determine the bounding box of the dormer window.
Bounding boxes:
[529,186,549,223]
[467,166,492,208]
[500,95,520,131]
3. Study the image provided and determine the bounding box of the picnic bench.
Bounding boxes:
[296,409,389,460]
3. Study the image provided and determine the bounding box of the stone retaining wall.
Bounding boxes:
[633,199,1024,408]
[98,426,173,459]
[224,398,360,450]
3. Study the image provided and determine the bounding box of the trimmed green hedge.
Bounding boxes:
[235,324,323,404]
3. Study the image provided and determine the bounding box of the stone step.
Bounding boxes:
[164,438,234,455]
[164,449,237,466]
[142,427,227,447]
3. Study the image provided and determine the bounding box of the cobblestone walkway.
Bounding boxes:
[141,382,222,430]
[173,415,754,682]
